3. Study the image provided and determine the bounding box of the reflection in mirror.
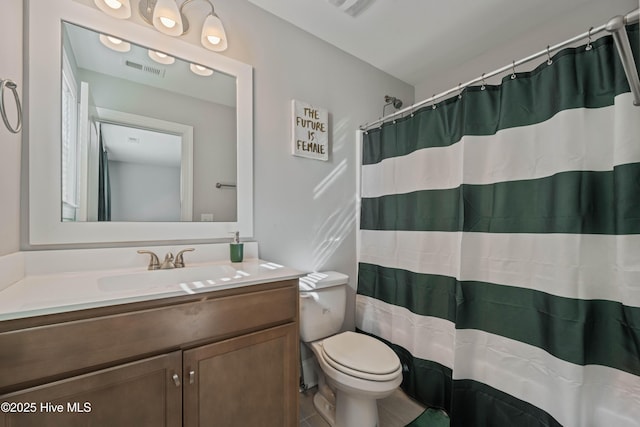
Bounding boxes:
[61,21,237,222]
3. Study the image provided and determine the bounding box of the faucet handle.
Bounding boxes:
[138,250,160,270]
[175,248,195,268]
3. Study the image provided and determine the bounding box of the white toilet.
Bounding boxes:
[299,272,403,427]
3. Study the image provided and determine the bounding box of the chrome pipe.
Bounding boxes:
[361,8,640,130]
[606,14,640,106]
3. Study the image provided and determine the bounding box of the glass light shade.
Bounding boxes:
[98,34,131,52]
[152,0,184,36]
[200,14,228,52]
[190,63,213,76]
[94,0,131,19]
[148,50,176,65]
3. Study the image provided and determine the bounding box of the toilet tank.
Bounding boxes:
[299,272,348,343]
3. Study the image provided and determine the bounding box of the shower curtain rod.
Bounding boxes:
[360,8,640,131]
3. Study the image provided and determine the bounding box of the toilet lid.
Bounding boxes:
[322,332,401,380]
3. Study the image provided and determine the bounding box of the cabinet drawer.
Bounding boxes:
[0,282,297,392]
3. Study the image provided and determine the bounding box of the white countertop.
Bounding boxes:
[0,249,304,322]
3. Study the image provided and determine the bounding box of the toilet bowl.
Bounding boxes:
[309,332,402,427]
[299,272,403,427]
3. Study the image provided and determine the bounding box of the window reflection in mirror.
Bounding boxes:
[61,21,237,223]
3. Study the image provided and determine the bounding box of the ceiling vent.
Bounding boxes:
[326,0,375,17]
[124,60,166,78]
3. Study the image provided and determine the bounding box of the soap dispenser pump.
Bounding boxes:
[229,231,243,262]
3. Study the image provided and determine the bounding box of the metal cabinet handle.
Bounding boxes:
[172,373,181,387]
[189,370,195,384]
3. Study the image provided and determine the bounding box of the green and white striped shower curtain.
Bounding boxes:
[357,24,640,426]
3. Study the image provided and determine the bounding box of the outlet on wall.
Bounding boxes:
[201,213,214,222]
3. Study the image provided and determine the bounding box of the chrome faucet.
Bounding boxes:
[138,248,195,270]
[161,252,175,269]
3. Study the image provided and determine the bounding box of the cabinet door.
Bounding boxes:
[0,351,182,427]
[184,323,299,427]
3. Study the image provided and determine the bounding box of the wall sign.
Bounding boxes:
[292,100,329,161]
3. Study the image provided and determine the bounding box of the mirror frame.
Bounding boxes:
[27,0,253,245]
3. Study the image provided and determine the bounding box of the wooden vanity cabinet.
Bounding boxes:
[183,323,298,427]
[0,279,300,427]
[0,352,183,427]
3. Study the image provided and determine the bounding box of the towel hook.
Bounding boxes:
[546,45,553,65]
[585,26,593,51]
[0,79,22,134]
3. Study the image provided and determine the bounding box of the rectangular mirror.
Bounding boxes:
[27,0,253,244]
[61,21,238,223]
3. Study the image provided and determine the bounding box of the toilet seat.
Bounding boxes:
[321,332,401,382]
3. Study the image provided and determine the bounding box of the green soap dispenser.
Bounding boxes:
[229,231,243,262]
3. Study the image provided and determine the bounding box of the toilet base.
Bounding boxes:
[335,389,379,427]
[313,391,336,426]
[313,386,380,427]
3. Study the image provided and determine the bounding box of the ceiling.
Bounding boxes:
[101,123,181,166]
[247,0,630,86]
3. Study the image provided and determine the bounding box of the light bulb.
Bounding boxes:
[200,14,227,52]
[148,50,175,65]
[94,0,131,19]
[98,34,131,52]
[106,36,123,45]
[190,63,213,76]
[159,16,176,29]
[152,0,183,36]
[207,35,221,45]
[104,0,122,9]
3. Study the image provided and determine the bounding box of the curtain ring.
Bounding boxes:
[481,73,487,91]
[511,61,517,80]
[431,94,437,110]
[0,79,22,134]
[585,26,593,51]
[457,83,463,100]
[546,45,553,65]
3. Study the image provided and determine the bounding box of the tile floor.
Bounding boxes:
[299,387,425,427]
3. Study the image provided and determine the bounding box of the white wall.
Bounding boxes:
[210,0,414,330]
[415,0,638,100]
[0,0,22,256]
[108,160,181,222]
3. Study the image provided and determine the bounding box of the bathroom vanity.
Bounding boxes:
[0,256,302,427]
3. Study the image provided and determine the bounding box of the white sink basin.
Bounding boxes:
[98,264,241,293]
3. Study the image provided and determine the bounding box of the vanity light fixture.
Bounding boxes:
[199,6,228,52]
[99,34,131,52]
[151,0,184,36]
[148,49,176,64]
[94,0,131,19]
[138,0,228,52]
[189,63,213,76]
